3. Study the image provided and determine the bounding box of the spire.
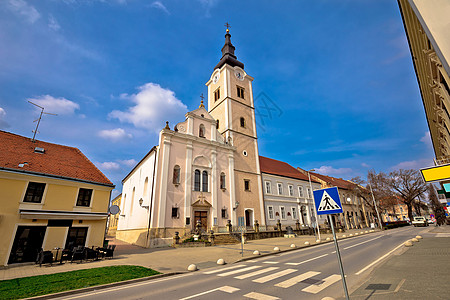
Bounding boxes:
[214,24,244,70]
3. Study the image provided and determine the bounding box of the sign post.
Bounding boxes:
[313,187,349,300]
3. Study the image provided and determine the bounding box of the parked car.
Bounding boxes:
[412,216,428,227]
[426,217,435,225]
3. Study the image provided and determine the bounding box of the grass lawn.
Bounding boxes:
[0,265,160,300]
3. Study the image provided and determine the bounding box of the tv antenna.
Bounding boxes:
[28,101,57,142]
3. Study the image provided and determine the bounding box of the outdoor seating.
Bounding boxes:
[84,247,99,261]
[36,249,53,267]
[104,244,116,259]
[70,245,85,263]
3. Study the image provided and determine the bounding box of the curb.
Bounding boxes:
[25,272,185,300]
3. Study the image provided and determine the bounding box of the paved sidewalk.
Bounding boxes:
[347,225,450,300]
[0,228,373,281]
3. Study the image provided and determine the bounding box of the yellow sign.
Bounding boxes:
[421,164,450,182]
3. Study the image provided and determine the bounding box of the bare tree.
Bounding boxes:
[384,169,428,220]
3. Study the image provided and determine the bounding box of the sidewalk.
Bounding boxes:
[347,225,450,300]
[0,228,373,281]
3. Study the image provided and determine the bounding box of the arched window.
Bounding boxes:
[173,165,181,184]
[199,124,205,138]
[240,117,246,128]
[194,169,201,191]
[130,187,135,215]
[144,177,149,195]
[202,171,208,192]
[220,172,226,189]
[216,119,219,129]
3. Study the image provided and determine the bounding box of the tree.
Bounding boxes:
[427,184,446,225]
[384,169,428,221]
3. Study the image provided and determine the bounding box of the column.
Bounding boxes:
[228,153,237,226]
[211,149,218,223]
[157,136,171,228]
[184,142,193,223]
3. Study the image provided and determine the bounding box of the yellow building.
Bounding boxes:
[0,130,114,266]
[107,194,121,236]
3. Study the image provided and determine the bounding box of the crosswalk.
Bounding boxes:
[202,264,340,294]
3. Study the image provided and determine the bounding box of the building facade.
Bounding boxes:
[107,193,121,236]
[0,131,114,266]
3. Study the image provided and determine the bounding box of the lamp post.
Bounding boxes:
[308,169,321,241]
[368,182,383,229]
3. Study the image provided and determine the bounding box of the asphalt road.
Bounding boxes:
[55,227,425,300]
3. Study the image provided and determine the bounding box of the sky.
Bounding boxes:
[0,0,435,198]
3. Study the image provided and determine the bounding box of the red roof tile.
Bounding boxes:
[259,156,320,183]
[0,130,113,186]
[309,172,353,190]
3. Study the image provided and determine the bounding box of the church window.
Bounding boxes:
[237,86,245,99]
[214,87,220,101]
[199,124,205,138]
[173,165,181,185]
[220,172,226,190]
[194,170,201,191]
[221,208,228,219]
[277,183,283,195]
[244,179,250,191]
[265,181,271,194]
[202,171,208,192]
[298,186,304,198]
[240,117,246,128]
[216,119,219,129]
[172,207,179,219]
[242,150,248,156]
[268,206,274,220]
[130,187,135,216]
[288,185,294,197]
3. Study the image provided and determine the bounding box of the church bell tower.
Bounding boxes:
[205,27,265,227]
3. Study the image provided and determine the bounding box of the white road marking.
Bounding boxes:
[235,267,279,279]
[302,274,341,294]
[252,269,297,283]
[263,261,279,264]
[436,233,450,237]
[218,265,261,277]
[355,241,407,275]
[285,253,329,266]
[203,264,246,274]
[244,291,280,300]
[180,285,240,300]
[275,271,321,288]
[343,235,383,250]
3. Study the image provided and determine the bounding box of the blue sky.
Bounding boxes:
[0,0,434,197]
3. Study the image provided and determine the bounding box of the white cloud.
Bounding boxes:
[98,128,132,142]
[48,15,61,31]
[390,158,433,171]
[420,131,432,148]
[28,95,80,115]
[151,1,170,14]
[98,161,120,171]
[0,107,10,128]
[361,163,370,168]
[314,165,353,177]
[119,159,137,167]
[109,83,188,132]
[197,0,219,17]
[7,0,40,23]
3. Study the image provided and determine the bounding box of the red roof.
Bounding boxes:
[0,130,113,186]
[259,156,320,183]
[310,172,353,190]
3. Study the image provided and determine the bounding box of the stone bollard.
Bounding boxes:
[253,250,260,255]
[188,264,198,271]
[226,220,232,233]
[404,241,413,247]
[355,233,359,236]
[274,247,280,251]
[217,258,226,265]
[411,238,419,242]
[416,235,423,239]
[254,220,260,233]
[290,244,296,248]
[360,231,364,234]
[365,231,369,233]
[304,241,310,246]
[316,239,321,243]
[326,237,331,241]
[349,234,353,237]
[321,297,336,300]
[342,235,346,238]
[173,231,180,245]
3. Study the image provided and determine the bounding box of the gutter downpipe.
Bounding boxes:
[146,149,158,246]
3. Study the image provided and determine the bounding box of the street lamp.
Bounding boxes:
[308,169,321,241]
[368,182,383,229]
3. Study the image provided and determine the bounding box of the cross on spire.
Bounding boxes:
[224,22,231,32]
[200,93,204,101]
[199,93,205,108]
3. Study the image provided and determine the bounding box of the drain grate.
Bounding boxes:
[366,283,391,290]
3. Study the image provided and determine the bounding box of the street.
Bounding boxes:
[55,227,426,300]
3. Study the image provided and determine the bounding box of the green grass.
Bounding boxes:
[0,265,160,300]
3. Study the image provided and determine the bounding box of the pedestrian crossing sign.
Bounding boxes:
[313,187,343,215]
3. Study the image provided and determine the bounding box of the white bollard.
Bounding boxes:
[316,239,321,243]
[342,235,347,238]
[349,234,353,237]
[365,231,369,233]
[217,258,226,265]
[355,233,359,236]
[411,238,419,242]
[253,250,260,255]
[188,264,198,271]
[326,237,331,241]
[304,241,310,246]
[290,244,296,248]
[274,247,280,251]
[416,235,423,239]
[404,241,413,247]
[360,231,364,234]
[321,297,336,300]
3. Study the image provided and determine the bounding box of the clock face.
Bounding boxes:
[213,72,220,84]
[235,70,244,81]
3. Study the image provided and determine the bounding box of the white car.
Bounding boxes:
[412,216,428,227]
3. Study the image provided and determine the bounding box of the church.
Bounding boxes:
[116,29,266,247]
[115,29,372,247]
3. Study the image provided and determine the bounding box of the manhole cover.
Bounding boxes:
[366,284,391,290]
[301,278,324,285]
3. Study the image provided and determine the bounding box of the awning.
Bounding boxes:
[19,209,108,220]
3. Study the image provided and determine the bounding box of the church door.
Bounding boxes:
[194,211,208,231]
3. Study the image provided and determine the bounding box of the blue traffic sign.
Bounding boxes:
[313,187,343,215]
